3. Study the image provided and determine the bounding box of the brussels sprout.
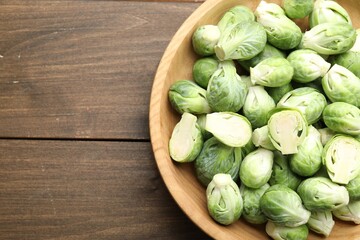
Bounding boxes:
[192,25,221,56]
[240,148,274,189]
[195,137,242,186]
[205,112,252,148]
[215,21,267,61]
[282,0,313,19]
[332,200,360,224]
[250,57,294,87]
[309,0,352,28]
[260,184,311,227]
[290,126,323,177]
[196,114,212,140]
[252,126,276,151]
[277,87,327,125]
[323,135,360,184]
[297,176,349,211]
[330,51,360,79]
[169,80,211,114]
[269,151,303,190]
[240,183,270,224]
[346,175,360,201]
[267,108,308,155]
[255,1,302,50]
[287,49,331,83]
[243,86,276,128]
[206,173,243,225]
[299,22,356,55]
[217,5,255,32]
[192,57,219,88]
[169,113,203,163]
[307,210,335,237]
[322,64,360,107]
[350,29,360,52]
[318,128,336,146]
[207,60,248,112]
[266,221,309,240]
[266,83,293,104]
[323,102,360,136]
[238,43,286,72]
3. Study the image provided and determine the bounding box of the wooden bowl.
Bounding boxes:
[149,0,360,239]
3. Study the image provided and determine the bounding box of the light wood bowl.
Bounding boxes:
[149,0,360,239]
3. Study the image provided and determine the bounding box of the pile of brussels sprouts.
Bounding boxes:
[168,0,360,239]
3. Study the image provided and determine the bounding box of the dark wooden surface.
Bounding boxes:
[0,1,211,239]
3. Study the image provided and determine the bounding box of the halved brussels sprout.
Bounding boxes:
[217,5,255,32]
[243,86,276,128]
[266,83,293,104]
[332,200,360,224]
[297,176,349,211]
[205,112,252,147]
[215,21,267,61]
[267,108,308,155]
[206,173,243,225]
[240,183,270,224]
[255,1,302,50]
[277,87,327,125]
[252,126,276,151]
[260,184,311,227]
[307,211,335,237]
[250,57,294,87]
[240,148,274,189]
[195,137,242,186]
[323,102,360,136]
[322,64,360,107]
[346,175,360,201]
[207,60,248,112]
[169,113,203,163]
[192,57,219,88]
[192,25,221,56]
[287,49,331,83]
[283,0,314,19]
[266,221,309,240]
[318,128,336,146]
[323,135,360,184]
[299,22,356,55]
[168,80,211,114]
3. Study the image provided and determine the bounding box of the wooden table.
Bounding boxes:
[0,1,211,239]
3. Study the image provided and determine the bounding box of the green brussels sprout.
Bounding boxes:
[323,135,360,184]
[192,25,221,56]
[330,51,360,78]
[205,112,252,148]
[307,211,335,237]
[169,80,211,114]
[277,87,327,125]
[323,102,360,136]
[252,125,276,151]
[297,176,350,211]
[207,60,248,112]
[238,43,286,72]
[214,21,267,61]
[266,221,309,240]
[318,128,336,146]
[346,175,360,201]
[282,0,314,19]
[243,86,276,128]
[269,151,303,190]
[206,173,243,225]
[332,200,360,224]
[195,137,242,186]
[266,83,293,104]
[192,57,219,88]
[289,126,323,177]
[260,184,311,227]
[239,148,274,189]
[240,183,270,224]
[287,49,331,83]
[322,64,360,107]
[309,0,352,28]
[217,5,255,32]
[299,22,356,55]
[267,108,308,155]
[250,57,294,87]
[196,114,212,140]
[255,1,302,50]
[169,113,203,163]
